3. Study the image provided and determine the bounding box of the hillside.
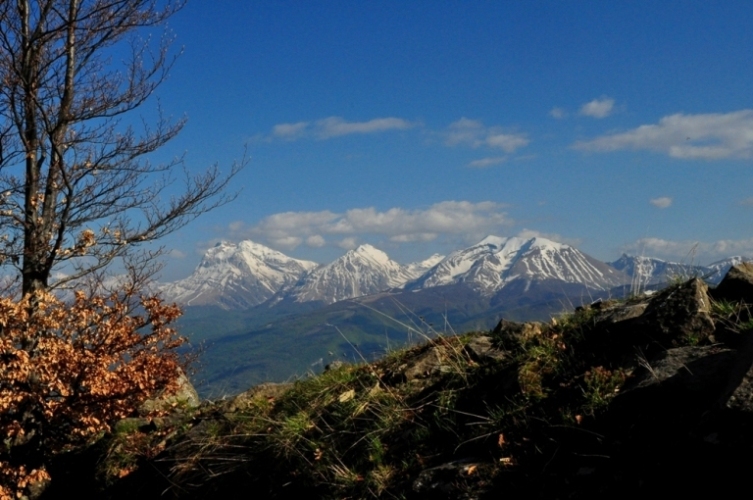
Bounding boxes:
[42,262,753,499]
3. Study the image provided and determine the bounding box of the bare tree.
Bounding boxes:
[0,0,242,296]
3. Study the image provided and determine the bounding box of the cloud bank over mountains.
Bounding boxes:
[205,105,753,276]
[213,193,753,266]
[227,201,512,250]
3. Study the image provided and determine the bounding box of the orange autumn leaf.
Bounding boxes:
[0,290,186,497]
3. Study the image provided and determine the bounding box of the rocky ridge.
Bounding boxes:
[50,261,753,499]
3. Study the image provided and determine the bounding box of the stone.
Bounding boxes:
[224,382,293,412]
[593,302,648,326]
[711,262,753,303]
[403,346,446,381]
[139,369,200,416]
[464,335,506,362]
[634,278,715,348]
[491,319,542,351]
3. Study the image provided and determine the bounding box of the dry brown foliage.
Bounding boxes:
[0,290,186,499]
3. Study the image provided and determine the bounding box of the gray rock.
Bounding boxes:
[464,335,506,362]
[594,302,649,326]
[711,262,753,303]
[139,369,200,415]
[491,319,543,351]
[403,346,448,381]
[613,340,753,425]
[223,382,293,413]
[636,278,715,347]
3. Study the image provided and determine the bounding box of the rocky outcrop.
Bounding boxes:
[49,262,753,500]
[710,261,753,303]
[139,369,201,415]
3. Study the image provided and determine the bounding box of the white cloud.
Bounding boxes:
[268,116,415,141]
[272,121,309,139]
[227,201,513,250]
[389,232,438,243]
[337,237,358,250]
[269,236,302,250]
[315,116,414,138]
[573,109,753,159]
[650,197,672,209]
[445,118,485,146]
[516,229,582,247]
[169,249,187,258]
[739,198,753,206]
[549,107,567,119]
[621,237,753,263]
[444,118,529,153]
[486,134,529,152]
[467,157,506,168]
[579,97,615,118]
[306,235,326,247]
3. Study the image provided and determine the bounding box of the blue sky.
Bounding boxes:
[139,1,753,280]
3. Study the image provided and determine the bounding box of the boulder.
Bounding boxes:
[636,278,715,347]
[491,319,542,351]
[711,262,753,303]
[139,369,200,416]
[222,382,292,413]
[593,301,648,326]
[616,345,738,416]
[402,346,451,382]
[464,335,506,362]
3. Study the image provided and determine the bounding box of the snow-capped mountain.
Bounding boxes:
[608,254,707,287]
[283,244,419,304]
[607,254,753,287]
[703,256,753,284]
[160,237,751,311]
[405,253,445,279]
[160,240,318,309]
[406,235,628,295]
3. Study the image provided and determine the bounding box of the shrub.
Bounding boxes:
[0,289,186,499]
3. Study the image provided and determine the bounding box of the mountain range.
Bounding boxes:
[160,236,745,310]
[161,237,750,396]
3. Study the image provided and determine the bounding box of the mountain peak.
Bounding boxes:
[286,244,413,304]
[475,235,508,248]
[160,239,318,309]
[407,235,626,294]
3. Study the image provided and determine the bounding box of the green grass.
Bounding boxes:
[102,279,753,498]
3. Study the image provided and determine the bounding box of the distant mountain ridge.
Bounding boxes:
[608,254,750,289]
[165,239,753,396]
[282,244,422,305]
[160,237,752,310]
[405,235,627,295]
[158,240,318,309]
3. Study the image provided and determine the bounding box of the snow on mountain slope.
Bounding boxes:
[161,236,750,311]
[286,244,416,304]
[704,256,753,284]
[406,236,628,295]
[405,253,444,280]
[608,254,707,288]
[160,240,318,309]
